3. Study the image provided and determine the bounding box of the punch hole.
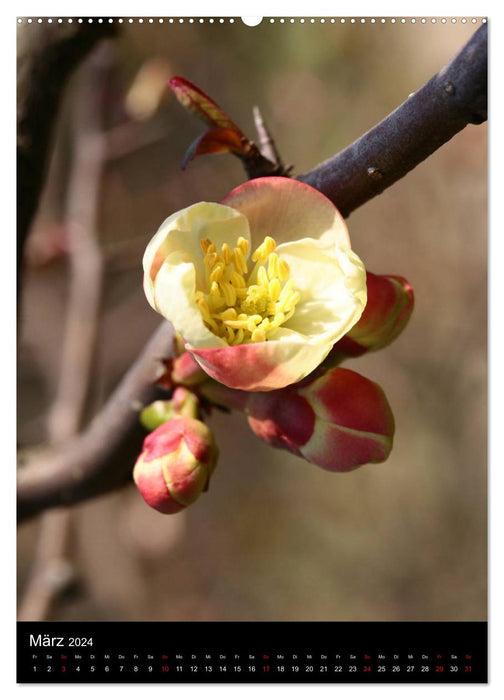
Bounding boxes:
[241,17,263,26]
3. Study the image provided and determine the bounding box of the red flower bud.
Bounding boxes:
[247,367,394,472]
[330,272,414,361]
[133,417,218,514]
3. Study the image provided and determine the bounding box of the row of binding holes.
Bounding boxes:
[271,18,487,24]
[17,17,487,24]
[17,18,235,24]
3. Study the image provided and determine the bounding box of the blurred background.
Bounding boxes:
[17,18,486,622]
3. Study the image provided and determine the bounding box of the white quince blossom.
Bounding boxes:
[143,177,367,391]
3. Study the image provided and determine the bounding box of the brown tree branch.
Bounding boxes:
[298,23,487,217]
[17,26,487,523]
[18,322,173,522]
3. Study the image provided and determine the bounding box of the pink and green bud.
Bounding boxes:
[133,416,218,514]
[246,367,394,472]
[139,387,200,431]
[140,400,177,432]
[329,272,414,361]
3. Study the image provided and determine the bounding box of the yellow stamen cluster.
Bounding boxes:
[194,235,300,345]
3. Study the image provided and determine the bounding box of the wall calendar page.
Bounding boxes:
[16,10,488,686]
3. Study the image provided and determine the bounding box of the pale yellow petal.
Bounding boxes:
[276,236,367,346]
[152,251,226,348]
[143,202,252,292]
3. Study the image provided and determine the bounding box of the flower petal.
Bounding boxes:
[190,330,337,391]
[222,176,350,249]
[277,237,367,341]
[143,201,251,307]
[153,252,225,348]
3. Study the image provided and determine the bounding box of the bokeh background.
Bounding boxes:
[17,18,487,621]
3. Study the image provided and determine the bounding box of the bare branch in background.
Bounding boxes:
[298,24,487,217]
[47,45,110,440]
[18,46,114,620]
[17,22,117,284]
[18,321,173,522]
[17,510,75,621]
[17,26,487,523]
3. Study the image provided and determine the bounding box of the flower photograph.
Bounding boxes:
[17,15,486,632]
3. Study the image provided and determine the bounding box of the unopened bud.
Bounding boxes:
[247,367,394,472]
[140,387,200,431]
[329,272,414,362]
[133,417,218,514]
[140,400,176,432]
[171,351,208,386]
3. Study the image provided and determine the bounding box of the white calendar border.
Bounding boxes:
[4,3,502,699]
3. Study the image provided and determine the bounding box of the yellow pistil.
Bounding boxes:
[195,235,300,345]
